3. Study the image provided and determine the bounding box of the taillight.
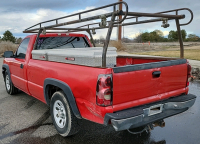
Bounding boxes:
[186,61,192,86]
[96,74,112,106]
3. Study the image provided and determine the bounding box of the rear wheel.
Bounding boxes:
[4,71,18,95]
[50,91,80,137]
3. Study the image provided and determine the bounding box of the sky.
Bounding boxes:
[0,0,199,40]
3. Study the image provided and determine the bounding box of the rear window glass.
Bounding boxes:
[35,36,90,50]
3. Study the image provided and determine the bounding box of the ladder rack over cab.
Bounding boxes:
[23,1,193,67]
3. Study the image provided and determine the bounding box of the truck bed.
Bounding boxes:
[29,42,189,115]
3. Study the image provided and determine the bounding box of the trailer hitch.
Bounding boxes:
[127,120,165,135]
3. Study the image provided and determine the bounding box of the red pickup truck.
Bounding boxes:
[2,2,196,137]
[2,33,196,136]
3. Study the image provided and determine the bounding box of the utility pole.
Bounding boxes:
[118,0,122,42]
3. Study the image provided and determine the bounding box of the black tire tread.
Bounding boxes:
[4,71,18,95]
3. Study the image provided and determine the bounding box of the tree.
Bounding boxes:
[122,37,132,43]
[162,38,168,42]
[150,31,161,42]
[168,29,187,41]
[134,33,142,43]
[141,31,163,42]
[181,29,187,40]
[2,30,15,43]
[187,34,199,41]
[168,30,177,41]
[16,37,23,44]
[141,32,149,42]
[153,29,164,37]
[133,29,188,42]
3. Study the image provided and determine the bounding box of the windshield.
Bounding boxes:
[35,36,90,50]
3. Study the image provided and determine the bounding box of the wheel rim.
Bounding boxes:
[6,75,10,91]
[53,100,67,128]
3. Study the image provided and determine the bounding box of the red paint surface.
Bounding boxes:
[3,33,189,124]
[116,57,163,66]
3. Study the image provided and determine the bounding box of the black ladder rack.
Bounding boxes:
[23,1,193,67]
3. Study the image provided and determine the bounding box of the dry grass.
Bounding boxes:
[0,41,18,56]
[137,49,200,60]
[109,40,127,51]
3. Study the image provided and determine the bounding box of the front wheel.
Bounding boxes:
[50,91,80,137]
[4,71,18,95]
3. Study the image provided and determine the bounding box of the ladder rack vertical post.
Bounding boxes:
[33,29,43,50]
[175,19,184,58]
[118,0,122,42]
[113,5,116,12]
[102,13,116,67]
[87,30,96,47]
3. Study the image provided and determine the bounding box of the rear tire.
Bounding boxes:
[4,71,18,95]
[50,91,80,137]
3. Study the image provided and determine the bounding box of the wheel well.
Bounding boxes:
[46,84,62,105]
[2,68,6,79]
[44,78,81,119]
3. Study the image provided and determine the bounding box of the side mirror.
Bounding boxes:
[3,51,14,58]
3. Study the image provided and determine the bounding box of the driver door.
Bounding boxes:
[9,38,30,93]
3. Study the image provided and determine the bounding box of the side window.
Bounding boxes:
[16,38,30,59]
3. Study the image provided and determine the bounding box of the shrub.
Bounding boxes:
[0,41,18,56]
[109,40,127,51]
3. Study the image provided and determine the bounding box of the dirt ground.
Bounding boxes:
[96,42,200,53]
[123,42,200,53]
[106,41,200,61]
